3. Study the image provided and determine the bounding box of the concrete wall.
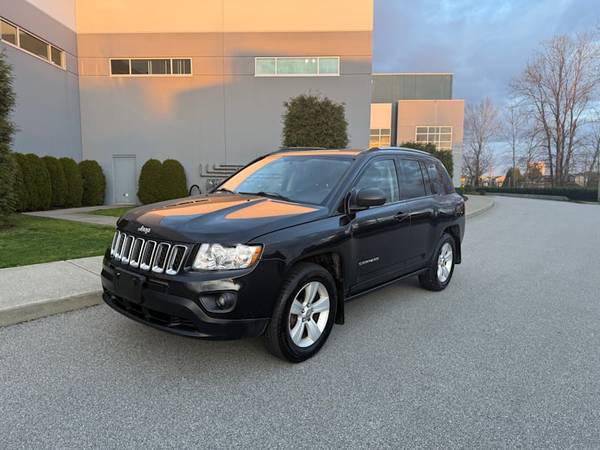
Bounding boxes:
[0,0,82,159]
[76,0,373,203]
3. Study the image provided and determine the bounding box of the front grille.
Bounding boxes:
[109,230,189,275]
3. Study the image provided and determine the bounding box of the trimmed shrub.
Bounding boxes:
[13,157,26,212]
[79,160,106,206]
[138,159,163,204]
[398,142,454,178]
[282,94,349,148]
[60,157,82,207]
[159,159,187,201]
[0,51,16,224]
[42,156,67,207]
[476,186,598,202]
[14,153,52,211]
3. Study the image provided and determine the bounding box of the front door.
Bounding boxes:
[113,155,137,204]
[349,158,412,293]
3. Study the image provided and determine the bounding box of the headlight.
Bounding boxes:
[192,243,262,271]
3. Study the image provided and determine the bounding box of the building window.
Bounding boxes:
[255,57,340,77]
[415,126,452,150]
[109,58,192,76]
[369,129,391,147]
[0,17,65,69]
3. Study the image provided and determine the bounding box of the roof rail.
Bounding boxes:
[276,147,328,152]
[367,146,432,156]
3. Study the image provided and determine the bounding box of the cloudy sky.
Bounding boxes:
[373,0,599,105]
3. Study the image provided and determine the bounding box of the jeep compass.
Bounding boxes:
[102,147,465,362]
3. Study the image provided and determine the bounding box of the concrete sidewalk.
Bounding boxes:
[1,195,494,328]
[24,205,126,227]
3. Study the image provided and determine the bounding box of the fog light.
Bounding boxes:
[216,292,236,310]
[198,292,237,313]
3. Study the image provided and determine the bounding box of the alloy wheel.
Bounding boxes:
[437,242,453,283]
[288,281,330,348]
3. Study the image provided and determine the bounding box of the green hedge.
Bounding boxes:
[60,157,83,207]
[13,158,26,212]
[42,156,67,207]
[138,159,163,204]
[14,153,51,210]
[79,160,106,206]
[475,186,598,202]
[160,159,187,201]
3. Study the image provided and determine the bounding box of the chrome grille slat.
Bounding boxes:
[139,240,157,271]
[152,243,171,273]
[166,245,188,275]
[109,230,188,275]
[129,238,145,268]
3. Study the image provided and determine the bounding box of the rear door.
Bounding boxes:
[349,158,412,292]
[396,158,437,271]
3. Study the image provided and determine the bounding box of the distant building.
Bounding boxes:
[370,73,464,186]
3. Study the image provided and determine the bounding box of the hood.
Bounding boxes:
[116,193,327,244]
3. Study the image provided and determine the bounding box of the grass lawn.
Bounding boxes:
[90,206,134,217]
[0,215,114,269]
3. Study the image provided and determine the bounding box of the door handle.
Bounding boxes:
[394,211,409,222]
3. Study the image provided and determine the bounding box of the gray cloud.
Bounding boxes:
[373,0,600,105]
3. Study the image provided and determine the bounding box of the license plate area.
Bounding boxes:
[114,269,145,304]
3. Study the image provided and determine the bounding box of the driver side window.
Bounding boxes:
[354,159,400,204]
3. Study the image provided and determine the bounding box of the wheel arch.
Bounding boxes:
[444,225,462,264]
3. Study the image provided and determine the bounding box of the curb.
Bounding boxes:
[466,198,495,219]
[0,291,102,328]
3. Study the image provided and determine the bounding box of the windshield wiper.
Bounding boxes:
[213,187,235,194]
[239,191,292,202]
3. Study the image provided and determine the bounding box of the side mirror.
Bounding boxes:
[349,188,386,212]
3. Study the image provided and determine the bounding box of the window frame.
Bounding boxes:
[0,17,65,70]
[369,128,392,148]
[109,57,193,77]
[415,125,453,151]
[254,56,340,77]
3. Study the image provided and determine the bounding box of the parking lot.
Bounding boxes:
[1,196,599,448]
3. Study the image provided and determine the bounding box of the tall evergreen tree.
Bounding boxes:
[0,52,17,225]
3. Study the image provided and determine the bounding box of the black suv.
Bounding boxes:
[102,147,465,362]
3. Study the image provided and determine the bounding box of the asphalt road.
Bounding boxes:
[1,196,599,449]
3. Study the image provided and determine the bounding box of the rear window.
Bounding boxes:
[436,161,455,193]
[399,159,427,199]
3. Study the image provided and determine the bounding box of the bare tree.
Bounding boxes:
[511,32,600,186]
[463,98,499,187]
[501,103,531,187]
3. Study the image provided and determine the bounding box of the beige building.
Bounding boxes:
[370,73,464,185]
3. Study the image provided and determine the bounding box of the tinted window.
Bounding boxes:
[111,59,130,75]
[436,161,455,193]
[19,30,48,59]
[354,159,399,204]
[399,159,427,199]
[220,155,352,205]
[426,162,444,194]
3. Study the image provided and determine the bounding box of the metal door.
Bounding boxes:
[113,155,137,204]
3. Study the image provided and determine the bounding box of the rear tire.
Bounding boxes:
[419,233,456,291]
[265,262,337,363]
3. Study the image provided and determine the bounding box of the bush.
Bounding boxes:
[138,159,163,204]
[476,186,598,202]
[159,159,187,201]
[0,52,16,224]
[398,142,454,178]
[60,157,82,207]
[13,158,26,212]
[42,156,67,207]
[14,153,52,211]
[282,94,349,148]
[79,160,106,206]
[502,167,523,188]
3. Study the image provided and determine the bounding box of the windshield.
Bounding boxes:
[218,154,353,205]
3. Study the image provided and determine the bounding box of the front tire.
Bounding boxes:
[265,263,337,363]
[419,233,456,291]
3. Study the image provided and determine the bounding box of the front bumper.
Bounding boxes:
[101,254,278,339]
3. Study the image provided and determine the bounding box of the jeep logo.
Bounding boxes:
[137,225,151,235]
